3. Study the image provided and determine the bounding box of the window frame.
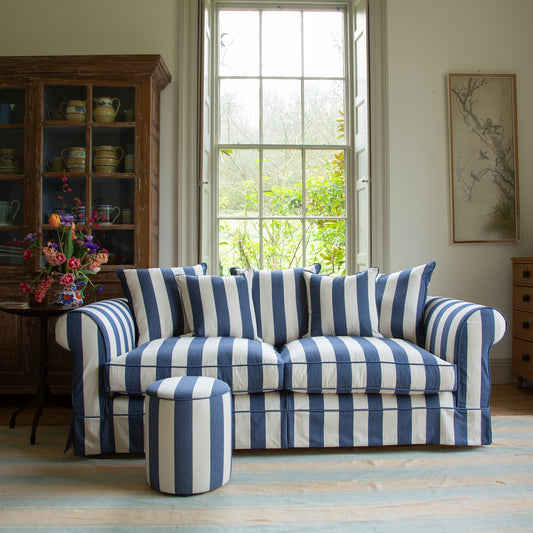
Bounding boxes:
[200,0,369,274]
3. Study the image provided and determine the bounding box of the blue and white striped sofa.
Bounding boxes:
[55,262,507,456]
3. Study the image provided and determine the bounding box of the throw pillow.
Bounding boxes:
[303,268,381,337]
[229,264,321,346]
[116,263,207,346]
[375,261,436,344]
[176,269,260,341]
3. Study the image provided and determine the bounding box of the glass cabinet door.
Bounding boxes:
[41,84,137,267]
[0,88,25,266]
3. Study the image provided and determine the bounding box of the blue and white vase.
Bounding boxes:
[51,282,84,308]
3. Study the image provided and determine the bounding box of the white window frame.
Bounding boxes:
[199,0,372,274]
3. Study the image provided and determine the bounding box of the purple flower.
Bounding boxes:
[25,233,37,243]
[95,284,103,294]
[60,214,75,224]
[75,280,87,289]
[48,242,60,250]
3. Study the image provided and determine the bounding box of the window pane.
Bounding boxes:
[263,219,303,270]
[305,150,345,216]
[304,80,345,144]
[262,11,301,76]
[219,149,259,216]
[304,11,344,77]
[306,219,346,275]
[219,11,259,76]
[263,150,302,217]
[218,219,260,274]
[219,79,259,144]
[262,80,301,144]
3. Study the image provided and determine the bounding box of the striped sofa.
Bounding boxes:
[55,262,507,456]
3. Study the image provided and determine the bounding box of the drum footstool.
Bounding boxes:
[144,376,232,495]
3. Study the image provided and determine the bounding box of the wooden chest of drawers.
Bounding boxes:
[512,257,533,382]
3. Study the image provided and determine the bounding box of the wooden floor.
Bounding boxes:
[1,384,532,427]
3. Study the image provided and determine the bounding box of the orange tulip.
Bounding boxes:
[49,213,61,228]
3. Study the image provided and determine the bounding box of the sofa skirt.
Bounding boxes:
[69,390,491,456]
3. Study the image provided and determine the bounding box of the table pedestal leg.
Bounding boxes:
[9,314,51,445]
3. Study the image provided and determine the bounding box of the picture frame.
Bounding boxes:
[448,73,519,243]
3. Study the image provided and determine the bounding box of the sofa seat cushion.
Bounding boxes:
[281,336,456,395]
[105,336,284,395]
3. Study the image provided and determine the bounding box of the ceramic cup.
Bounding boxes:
[93,96,120,123]
[62,147,86,172]
[122,208,133,224]
[0,199,20,225]
[46,157,64,172]
[71,205,86,224]
[98,204,121,224]
[124,153,134,173]
[60,100,86,121]
[0,104,14,124]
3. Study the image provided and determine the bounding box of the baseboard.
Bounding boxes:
[490,356,513,384]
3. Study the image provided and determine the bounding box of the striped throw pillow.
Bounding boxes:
[303,268,381,337]
[376,261,436,344]
[229,264,321,346]
[116,264,207,346]
[176,269,260,341]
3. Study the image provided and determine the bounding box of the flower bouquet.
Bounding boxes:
[11,173,109,307]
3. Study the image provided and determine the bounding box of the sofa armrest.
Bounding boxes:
[423,296,507,409]
[55,298,136,422]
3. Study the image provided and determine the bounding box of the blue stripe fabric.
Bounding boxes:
[177,270,260,341]
[281,336,456,394]
[304,268,381,337]
[230,264,321,346]
[144,376,232,495]
[106,336,284,394]
[116,264,207,346]
[376,262,436,344]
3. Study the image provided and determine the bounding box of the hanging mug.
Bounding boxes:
[0,199,20,225]
[46,157,64,172]
[60,100,86,121]
[98,204,121,225]
[93,96,121,123]
[61,147,86,172]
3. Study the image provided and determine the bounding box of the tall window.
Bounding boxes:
[202,1,369,275]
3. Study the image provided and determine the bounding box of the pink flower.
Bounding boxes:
[20,282,31,294]
[55,253,67,265]
[34,277,54,302]
[67,257,81,270]
[59,273,75,286]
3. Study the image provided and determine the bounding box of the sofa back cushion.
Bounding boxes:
[116,263,207,346]
[176,270,260,341]
[230,264,321,347]
[304,268,381,337]
[376,261,436,344]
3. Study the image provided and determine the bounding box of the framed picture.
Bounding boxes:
[448,73,519,243]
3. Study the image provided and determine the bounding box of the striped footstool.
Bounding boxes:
[144,376,232,495]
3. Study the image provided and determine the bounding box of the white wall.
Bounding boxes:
[0,0,180,266]
[385,0,533,381]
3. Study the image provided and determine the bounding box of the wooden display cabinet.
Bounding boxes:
[0,55,171,394]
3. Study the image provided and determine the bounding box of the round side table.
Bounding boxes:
[0,302,69,445]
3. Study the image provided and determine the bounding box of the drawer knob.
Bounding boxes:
[524,294,531,303]
[522,353,531,362]
[523,270,531,279]
[523,321,531,330]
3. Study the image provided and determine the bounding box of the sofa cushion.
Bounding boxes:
[116,264,207,346]
[376,261,436,345]
[176,270,260,341]
[304,268,381,338]
[105,336,283,395]
[281,336,456,394]
[230,264,321,347]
